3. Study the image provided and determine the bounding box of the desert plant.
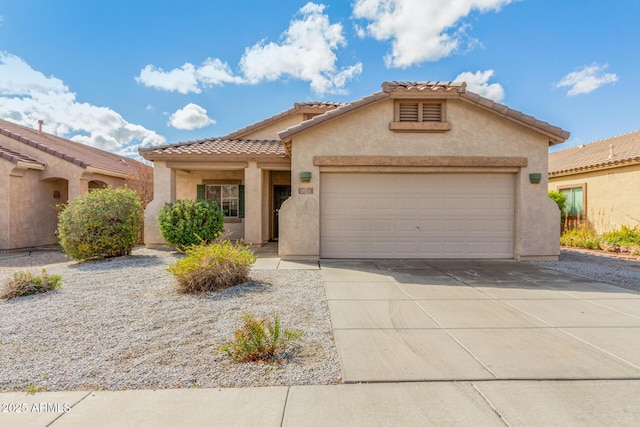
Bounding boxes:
[600,225,640,246]
[167,240,256,294]
[158,200,224,251]
[57,188,143,261]
[560,223,601,249]
[220,312,303,363]
[1,269,62,300]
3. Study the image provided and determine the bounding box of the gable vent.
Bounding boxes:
[399,103,419,122]
[422,104,442,122]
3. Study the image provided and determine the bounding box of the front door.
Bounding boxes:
[273,185,291,239]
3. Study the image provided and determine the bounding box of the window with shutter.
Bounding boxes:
[197,184,243,218]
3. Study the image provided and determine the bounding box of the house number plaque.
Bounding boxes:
[298,187,313,195]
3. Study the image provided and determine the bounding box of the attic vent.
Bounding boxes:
[422,104,442,122]
[398,102,442,122]
[391,100,450,133]
[399,103,419,122]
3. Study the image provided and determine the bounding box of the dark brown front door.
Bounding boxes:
[273,185,291,239]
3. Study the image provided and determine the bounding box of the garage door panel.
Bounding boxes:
[321,173,514,259]
[372,220,393,232]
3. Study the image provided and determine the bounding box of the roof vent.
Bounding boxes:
[607,144,616,160]
[38,120,44,134]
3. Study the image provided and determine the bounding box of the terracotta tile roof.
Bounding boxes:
[140,102,344,159]
[0,119,146,176]
[549,129,640,176]
[279,81,570,145]
[382,80,467,94]
[0,144,45,166]
[140,138,287,158]
[221,101,344,140]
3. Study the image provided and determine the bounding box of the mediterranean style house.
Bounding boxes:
[549,130,640,233]
[0,119,151,250]
[140,81,569,260]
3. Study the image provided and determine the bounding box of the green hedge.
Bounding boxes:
[57,188,143,261]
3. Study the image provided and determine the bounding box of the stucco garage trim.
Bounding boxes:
[314,156,528,168]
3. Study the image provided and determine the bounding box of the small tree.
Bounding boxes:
[57,188,143,261]
[157,200,224,251]
[548,190,568,231]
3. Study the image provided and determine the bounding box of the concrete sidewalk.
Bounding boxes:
[3,380,640,426]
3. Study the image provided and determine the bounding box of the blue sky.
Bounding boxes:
[1,0,638,157]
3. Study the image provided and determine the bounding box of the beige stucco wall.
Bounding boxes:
[279,97,560,260]
[0,134,132,249]
[549,164,640,234]
[241,113,305,139]
[0,159,13,248]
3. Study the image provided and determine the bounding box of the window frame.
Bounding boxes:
[558,184,587,216]
[197,181,244,222]
[205,184,239,218]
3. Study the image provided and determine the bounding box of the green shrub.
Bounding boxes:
[548,190,567,213]
[1,269,62,300]
[57,188,143,261]
[167,240,256,294]
[601,225,640,246]
[158,200,224,251]
[560,224,601,249]
[220,312,303,363]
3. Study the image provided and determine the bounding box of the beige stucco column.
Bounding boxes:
[68,176,89,200]
[0,162,13,249]
[144,161,176,248]
[244,161,263,246]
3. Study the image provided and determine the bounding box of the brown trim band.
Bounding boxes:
[313,156,528,168]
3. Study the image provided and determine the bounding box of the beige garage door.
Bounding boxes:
[320,173,515,259]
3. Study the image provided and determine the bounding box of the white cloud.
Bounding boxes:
[136,2,361,95]
[240,2,362,94]
[136,63,201,94]
[168,103,216,130]
[352,0,512,68]
[196,58,245,86]
[0,51,164,156]
[454,69,504,102]
[556,63,618,96]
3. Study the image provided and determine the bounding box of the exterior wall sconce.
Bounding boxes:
[299,172,312,183]
[53,190,61,199]
[529,173,542,184]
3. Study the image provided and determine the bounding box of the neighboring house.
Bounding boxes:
[549,130,640,233]
[0,119,152,250]
[141,81,569,260]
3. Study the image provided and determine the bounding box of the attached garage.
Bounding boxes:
[275,81,570,261]
[320,173,515,259]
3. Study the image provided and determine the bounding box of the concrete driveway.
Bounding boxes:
[321,259,640,383]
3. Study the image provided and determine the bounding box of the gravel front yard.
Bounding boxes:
[530,249,640,291]
[1,246,638,393]
[0,249,341,392]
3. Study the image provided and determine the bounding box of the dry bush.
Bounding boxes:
[1,269,62,300]
[167,241,257,294]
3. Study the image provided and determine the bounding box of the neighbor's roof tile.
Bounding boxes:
[0,144,45,166]
[0,119,146,176]
[549,129,640,175]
